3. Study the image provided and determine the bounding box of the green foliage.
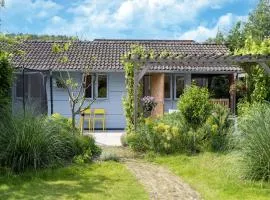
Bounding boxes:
[244,0,270,41]
[0,111,101,172]
[128,103,232,154]
[209,75,230,98]
[206,30,226,44]
[121,45,147,134]
[227,21,246,51]
[0,162,148,200]
[152,153,270,200]
[236,37,270,102]
[5,33,78,41]
[178,84,212,130]
[239,102,270,181]
[207,0,270,51]
[0,51,13,107]
[199,104,232,152]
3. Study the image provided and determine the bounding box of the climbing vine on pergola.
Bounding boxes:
[123,49,270,133]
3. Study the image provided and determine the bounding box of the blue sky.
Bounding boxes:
[1,0,258,41]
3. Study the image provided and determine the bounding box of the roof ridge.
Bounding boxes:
[93,39,196,43]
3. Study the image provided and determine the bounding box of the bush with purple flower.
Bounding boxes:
[141,96,157,116]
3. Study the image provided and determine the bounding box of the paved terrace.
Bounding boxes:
[84,130,125,146]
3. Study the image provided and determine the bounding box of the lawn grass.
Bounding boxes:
[0,161,148,200]
[151,152,270,200]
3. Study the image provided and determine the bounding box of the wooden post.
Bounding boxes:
[50,70,54,115]
[134,68,138,131]
[151,73,165,117]
[229,73,237,115]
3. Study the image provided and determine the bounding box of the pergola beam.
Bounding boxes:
[258,62,270,74]
[131,53,270,131]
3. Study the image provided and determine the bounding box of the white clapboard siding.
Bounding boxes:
[46,72,126,129]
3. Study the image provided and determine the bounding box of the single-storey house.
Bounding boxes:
[10,39,241,129]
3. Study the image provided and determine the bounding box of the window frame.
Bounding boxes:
[174,74,185,100]
[164,74,172,100]
[96,74,108,99]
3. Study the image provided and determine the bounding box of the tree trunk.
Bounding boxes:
[71,106,76,130]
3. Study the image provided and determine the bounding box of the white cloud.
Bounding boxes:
[2,0,62,33]
[42,0,239,39]
[180,13,247,42]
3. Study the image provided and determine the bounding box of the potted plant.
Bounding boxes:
[141,96,157,117]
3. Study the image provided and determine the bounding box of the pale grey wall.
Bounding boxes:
[47,72,126,129]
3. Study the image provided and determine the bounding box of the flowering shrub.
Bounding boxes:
[141,96,157,117]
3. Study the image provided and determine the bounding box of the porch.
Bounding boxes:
[142,72,236,116]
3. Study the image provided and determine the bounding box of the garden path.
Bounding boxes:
[101,147,200,200]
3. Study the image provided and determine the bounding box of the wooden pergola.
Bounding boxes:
[126,53,270,128]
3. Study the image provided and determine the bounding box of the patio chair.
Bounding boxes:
[93,109,106,131]
[80,108,92,133]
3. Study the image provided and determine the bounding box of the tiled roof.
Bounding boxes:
[9,39,241,72]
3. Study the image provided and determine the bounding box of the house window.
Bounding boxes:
[143,75,151,96]
[164,75,171,99]
[97,74,108,98]
[85,74,93,98]
[175,75,185,99]
[15,73,42,98]
[15,74,28,98]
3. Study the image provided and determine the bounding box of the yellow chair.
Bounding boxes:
[80,108,92,133]
[93,109,106,131]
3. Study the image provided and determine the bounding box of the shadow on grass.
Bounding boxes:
[0,163,114,200]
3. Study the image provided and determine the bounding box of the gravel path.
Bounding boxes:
[124,159,200,200]
[101,147,200,200]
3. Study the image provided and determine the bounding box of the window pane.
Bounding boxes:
[143,75,151,96]
[98,75,107,98]
[16,74,28,98]
[164,75,171,98]
[175,76,184,98]
[30,73,41,98]
[85,75,92,98]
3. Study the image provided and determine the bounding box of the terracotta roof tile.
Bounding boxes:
[8,39,241,72]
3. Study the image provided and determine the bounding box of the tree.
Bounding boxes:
[0,34,26,108]
[227,21,245,51]
[206,0,270,52]
[236,37,270,102]
[206,30,226,44]
[244,0,270,41]
[0,51,12,107]
[52,41,96,129]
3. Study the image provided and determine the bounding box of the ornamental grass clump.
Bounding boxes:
[0,110,101,173]
[238,102,270,181]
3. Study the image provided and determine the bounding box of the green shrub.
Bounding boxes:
[178,85,212,130]
[199,104,232,152]
[0,111,101,172]
[0,51,13,107]
[127,115,192,154]
[238,102,270,181]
